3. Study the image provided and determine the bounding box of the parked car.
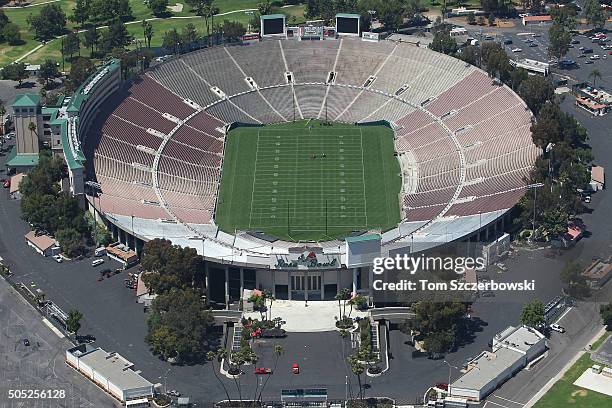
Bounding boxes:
[550,324,566,333]
[529,43,538,47]
[167,390,181,397]
[511,48,522,53]
[260,328,287,338]
[23,338,30,346]
[571,39,580,44]
[91,259,105,267]
[503,39,513,45]
[3,179,10,188]
[76,334,96,343]
[52,254,63,263]
[435,383,449,391]
[583,195,591,203]
[254,367,273,374]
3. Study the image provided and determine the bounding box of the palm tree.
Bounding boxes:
[347,354,364,400]
[207,350,232,403]
[258,344,283,401]
[28,121,37,137]
[589,69,602,88]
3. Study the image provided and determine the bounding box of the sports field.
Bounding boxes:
[215,120,401,241]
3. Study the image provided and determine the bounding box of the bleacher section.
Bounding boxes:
[90,37,537,232]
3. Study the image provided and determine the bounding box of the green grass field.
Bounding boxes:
[215,120,401,241]
[534,342,612,408]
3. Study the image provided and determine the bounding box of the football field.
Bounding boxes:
[215,120,401,241]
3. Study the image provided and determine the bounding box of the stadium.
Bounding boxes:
[61,22,539,304]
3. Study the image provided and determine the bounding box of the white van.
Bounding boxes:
[94,247,107,257]
[91,259,105,267]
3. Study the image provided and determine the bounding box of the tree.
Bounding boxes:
[3,23,21,45]
[518,75,554,116]
[559,260,590,299]
[140,238,205,294]
[83,26,100,57]
[601,303,612,331]
[149,0,169,16]
[101,18,132,54]
[71,0,89,27]
[412,301,466,354]
[477,15,485,25]
[56,227,85,257]
[117,0,133,20]
[481,42,511,81]
[378,0,403,32]
[2,62,27,86]
[181,22,199,47]
[63,32,81,61]
[146,288,214,362]
[467,12,476,25]
[66,309,83,335]
[38,59,59,88]
[548,22,571,60]
[258,0,272,16]
[162,28,181,54]
[67,56,94,92]
[348,354,364,400]
[27,4,66,40]
[142,20,153,49]
[583,0,606,30]
[488,12,495,26]
[550,4,576,30]
[520,299,545,328]
[430,32,458,55]
[588,69,602,88]
[335,288,352,318]
[221,20,245,42]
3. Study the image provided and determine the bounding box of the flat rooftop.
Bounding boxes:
[452,348,523,391]
[494,325,544,353]
[72,347,152,390]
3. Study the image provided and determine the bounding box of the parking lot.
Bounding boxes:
[0,277,119,408]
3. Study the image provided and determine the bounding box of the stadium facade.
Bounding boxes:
[48,27,538,305]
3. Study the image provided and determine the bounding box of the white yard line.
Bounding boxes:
[248,130,261,228]
[359,128,368,226]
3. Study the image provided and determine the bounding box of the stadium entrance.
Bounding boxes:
[290,272,322,300]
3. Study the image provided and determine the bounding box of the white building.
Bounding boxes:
[449,326,546,401]
[66,345,154,405]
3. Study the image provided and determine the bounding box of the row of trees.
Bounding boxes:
[19,151,91,256]
[71,0,133,27]
[140,239,213,363]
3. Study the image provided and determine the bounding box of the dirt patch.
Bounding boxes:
[167,2,183,12]
[496,20,515,28]
[571,389,588,398]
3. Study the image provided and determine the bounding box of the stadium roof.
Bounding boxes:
[346,234,380,243]
[336,13,360,18]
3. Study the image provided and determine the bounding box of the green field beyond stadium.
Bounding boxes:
[215,120,401,242]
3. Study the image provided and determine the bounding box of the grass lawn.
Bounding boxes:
[1,1,305,66]
[215,120,401,242]
[534,352,612,408]
[591,331,611,351]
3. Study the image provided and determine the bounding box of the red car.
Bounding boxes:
[435,383,449,391]
[2,179,9,188]
[292,363,299,374]
[254,367,272,374]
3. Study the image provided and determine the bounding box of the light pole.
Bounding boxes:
[526,183,545,242]
[159,368,171,395]
[443,360,458,395]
